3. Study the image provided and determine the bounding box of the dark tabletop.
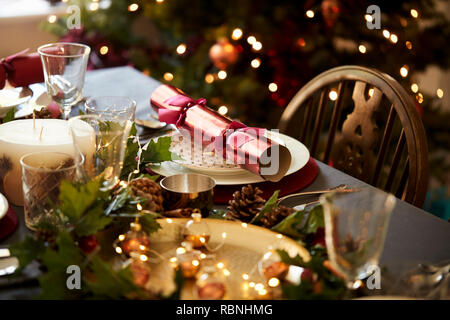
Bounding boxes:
[1,66,449,298]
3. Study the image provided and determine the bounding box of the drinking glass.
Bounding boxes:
[68,114,132,189]
[320,188,396,289]
[85,96,136,121]
[20,152,82,230]
[38,42,91,120]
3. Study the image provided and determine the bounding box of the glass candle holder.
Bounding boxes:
[38,42,91,120]
[20,151,82,230]
[85,96,136,121]
[68,114,132,189]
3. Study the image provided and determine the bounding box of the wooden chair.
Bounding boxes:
[278,66,429,207]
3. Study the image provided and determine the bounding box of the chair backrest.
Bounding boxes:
[278,65,429,207]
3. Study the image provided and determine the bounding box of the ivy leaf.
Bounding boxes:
[141,136,179,163]
[38,232,85,299]
[75,202,113,237]
[58,179,102,223]
[85,256,140,299]
[3,108,15,123]
[250,190,279,225]
[140,213,161,235]
[9,236,45,272]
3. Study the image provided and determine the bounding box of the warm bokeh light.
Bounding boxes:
[382,30,390,39]
[218,70,227,79]
[251,58,261,68]
[89,2,99,11]
[297,38,306,47]
[163,72,174,81]
[99,46,109,55]
[411,83,419,93]
[358,45,366,54]
[306,10,314,18]
[128,3,139,11]
[368,88,374,97]
[218,106,228,115]
[410,9,419,18]
[268,83,278,92]
[232,28,243,40]
[365,14,373,22]
[390,34,398,43]
[400,65,409,77]
[416,92,424,103]
[242,274,249,280]
[205,74,214,83]
[176,43,187,55]
[329,89,338,101]
[247,36,256,45]
[437,88,444,98]
[268,277,280,287]
[156,0,164,3]
[47,15,57,23]
[405,41,413,50]
[252,41,262,51]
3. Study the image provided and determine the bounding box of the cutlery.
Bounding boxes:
[0,257,18,276]
[135,116,167,130]
[277,184,360,204]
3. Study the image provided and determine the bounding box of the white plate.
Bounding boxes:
[0,193,8,221]
[149,132,310,185]
[146,218,310,299]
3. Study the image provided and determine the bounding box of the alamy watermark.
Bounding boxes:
[366,5,381,29]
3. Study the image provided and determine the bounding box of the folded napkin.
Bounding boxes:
[150,84,292,182]
[0,49,44,89]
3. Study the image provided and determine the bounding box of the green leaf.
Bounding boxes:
[75,202,113,237]
[3,108,15,123]
[120,123,139,179]
[208,209,229,220]
[304,205,324,234]
[140,213,161,235]
[58,179,102,223]
[141,136,178,163]
[163,268,185,300]
[250,190,279,225]
[271,209,308,239]
[85,256,140,299]
[9,236,45,272]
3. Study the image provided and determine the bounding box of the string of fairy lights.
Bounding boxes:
[46,1,445,111]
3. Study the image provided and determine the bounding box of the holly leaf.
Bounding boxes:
[304,205,324,234]
[271,209,308,240]
[75,202,113,237]
[141,136,179,163]
[58,179,102,223]
[120,123,139,179]
[3,108,15,123]
[140,213,161,235]
[9,236,45,272]
[250,190,279,225]
[85,256,140,299]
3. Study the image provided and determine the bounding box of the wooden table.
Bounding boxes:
[1,66,449,298]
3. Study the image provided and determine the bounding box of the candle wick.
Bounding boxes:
[33,110,36,129]
[39,126,44,140]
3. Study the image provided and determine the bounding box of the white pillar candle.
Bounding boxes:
[0,119,95,206]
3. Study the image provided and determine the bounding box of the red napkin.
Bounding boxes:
[214,157,319,204]
[0,49,44,89]
[0,206,18,241]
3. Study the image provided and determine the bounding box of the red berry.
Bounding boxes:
[311,227,326,247]
[79,235,98,253]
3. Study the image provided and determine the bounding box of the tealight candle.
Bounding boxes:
[0,119,95,205]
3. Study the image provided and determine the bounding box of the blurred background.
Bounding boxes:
[1,0,449,217]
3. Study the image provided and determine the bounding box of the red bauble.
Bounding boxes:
[79,235,98,254]
[130,260,151,288]
[0,64,6,89]
[209,38,239,69]
[321,0,340,28]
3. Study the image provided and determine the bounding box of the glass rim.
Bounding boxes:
[68,114,132,134]
[20,151,84,173]
[37,42,91,58]
[84,96,137,113]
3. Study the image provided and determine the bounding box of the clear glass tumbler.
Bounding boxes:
[20,152,81,230]
[68,114,132,189]
[38,42,91,120]
[320,188,396,289]
[85,96,136,121]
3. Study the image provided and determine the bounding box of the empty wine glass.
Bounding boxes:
[320,188,396,289]
[38,42,91,120]
[85,96,136,121]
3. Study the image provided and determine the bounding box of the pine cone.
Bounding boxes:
[25,107,53,119]
[226,184,265,222]
[129,178,164,213]
[260,205,295,228]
